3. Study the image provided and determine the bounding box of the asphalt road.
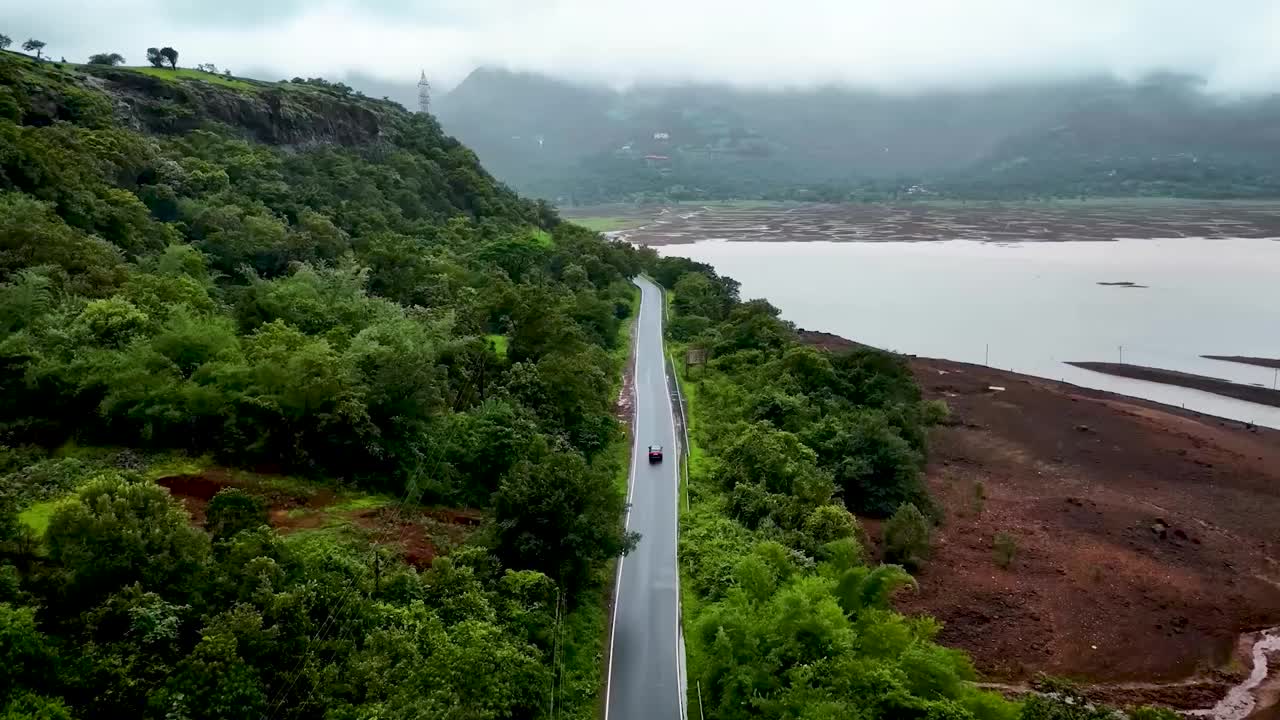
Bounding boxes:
[605,276,684,720]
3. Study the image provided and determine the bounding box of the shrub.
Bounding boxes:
[993,531,1017,569]
[971,480,986,515]
[802,504,859,547]
[922,398,950,425]
[883,502,930,571]
[205,488,268,540]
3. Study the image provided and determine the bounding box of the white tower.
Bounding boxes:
[418,70,431,113]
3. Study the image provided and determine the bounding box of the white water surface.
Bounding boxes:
[658,237,1280,428]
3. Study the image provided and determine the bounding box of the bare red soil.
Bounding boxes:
[155,470,476,568]
[800,332,1280,710]
[351,507,439,568]
[906,359,1280,701]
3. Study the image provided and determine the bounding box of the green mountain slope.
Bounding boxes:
[0,51,637,720]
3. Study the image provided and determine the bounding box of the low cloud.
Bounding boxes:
[7,0,1280,93]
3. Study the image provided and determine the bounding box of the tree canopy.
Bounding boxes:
[0,50,639,720]
[88,53,126,66]
[21,39,45,60]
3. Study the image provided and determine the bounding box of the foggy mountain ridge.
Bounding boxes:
[412,67,1280,202]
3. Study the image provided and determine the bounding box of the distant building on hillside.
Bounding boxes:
[653,132,670,141]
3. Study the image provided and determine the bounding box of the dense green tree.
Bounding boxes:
[802,412,927,516]
[21,40,45,60]
[0,35,12,52]
[882,502,931,571]
[87,53,125,66]
[44,475,210,607]
[205,488,267,540]
[159,47,178,69]
[493,449,636,596]
[715,422,833,529]
[145,47,163,68]
[0,604,60,706]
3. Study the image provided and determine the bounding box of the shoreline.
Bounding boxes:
[1205,355,1280,371]
[798,330,1272,432]
[1068,362,1280,411]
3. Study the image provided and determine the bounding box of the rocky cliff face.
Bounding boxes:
[0,51,398,148]
[80,68,394,147]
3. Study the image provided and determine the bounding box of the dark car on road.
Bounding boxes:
[648,445,663,463]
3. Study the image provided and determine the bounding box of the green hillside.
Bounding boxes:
[0,51,637,720]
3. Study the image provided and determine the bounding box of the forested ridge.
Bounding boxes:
[653,258,1180,720]
[0,50,639,719]
[436,68,1280,204]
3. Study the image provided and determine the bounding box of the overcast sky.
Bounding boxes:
[6,0,1280,94]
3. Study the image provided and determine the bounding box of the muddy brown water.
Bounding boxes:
[1189,629,1280,720]
[975,629,1280,718]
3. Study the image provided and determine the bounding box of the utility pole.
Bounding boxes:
[417,70,431,114]
[985,343,989,366]
[1119,345,1124,364]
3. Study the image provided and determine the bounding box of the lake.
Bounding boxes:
[657,237,1280,428]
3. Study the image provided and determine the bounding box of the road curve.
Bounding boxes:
[606,277,684,720]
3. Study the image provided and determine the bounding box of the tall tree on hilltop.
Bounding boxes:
[146,47,164,67]
[22,39,45,60]
[0,34,12,51]
[159,46,178,69]
[88,52,126,66]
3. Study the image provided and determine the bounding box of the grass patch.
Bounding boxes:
[19,499,65,536]
[609,284,642,367]
[570,217,643,233]
[486,334,508,359]
[557,599,609,720]
[531,228,554,247]
[143,453,210,481]
[121,66,264,91]
[330,495,393,512]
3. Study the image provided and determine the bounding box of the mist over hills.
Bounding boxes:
[415,68,1280,203]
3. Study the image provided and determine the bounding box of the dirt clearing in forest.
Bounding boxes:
[155,468,481,567]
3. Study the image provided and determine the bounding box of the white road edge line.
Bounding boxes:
[604,279,644,720]
[660,285,691,717]
[659,294,687,720]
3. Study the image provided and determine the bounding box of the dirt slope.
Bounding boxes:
[798,331,1280,708]
[899,357,1280,687]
